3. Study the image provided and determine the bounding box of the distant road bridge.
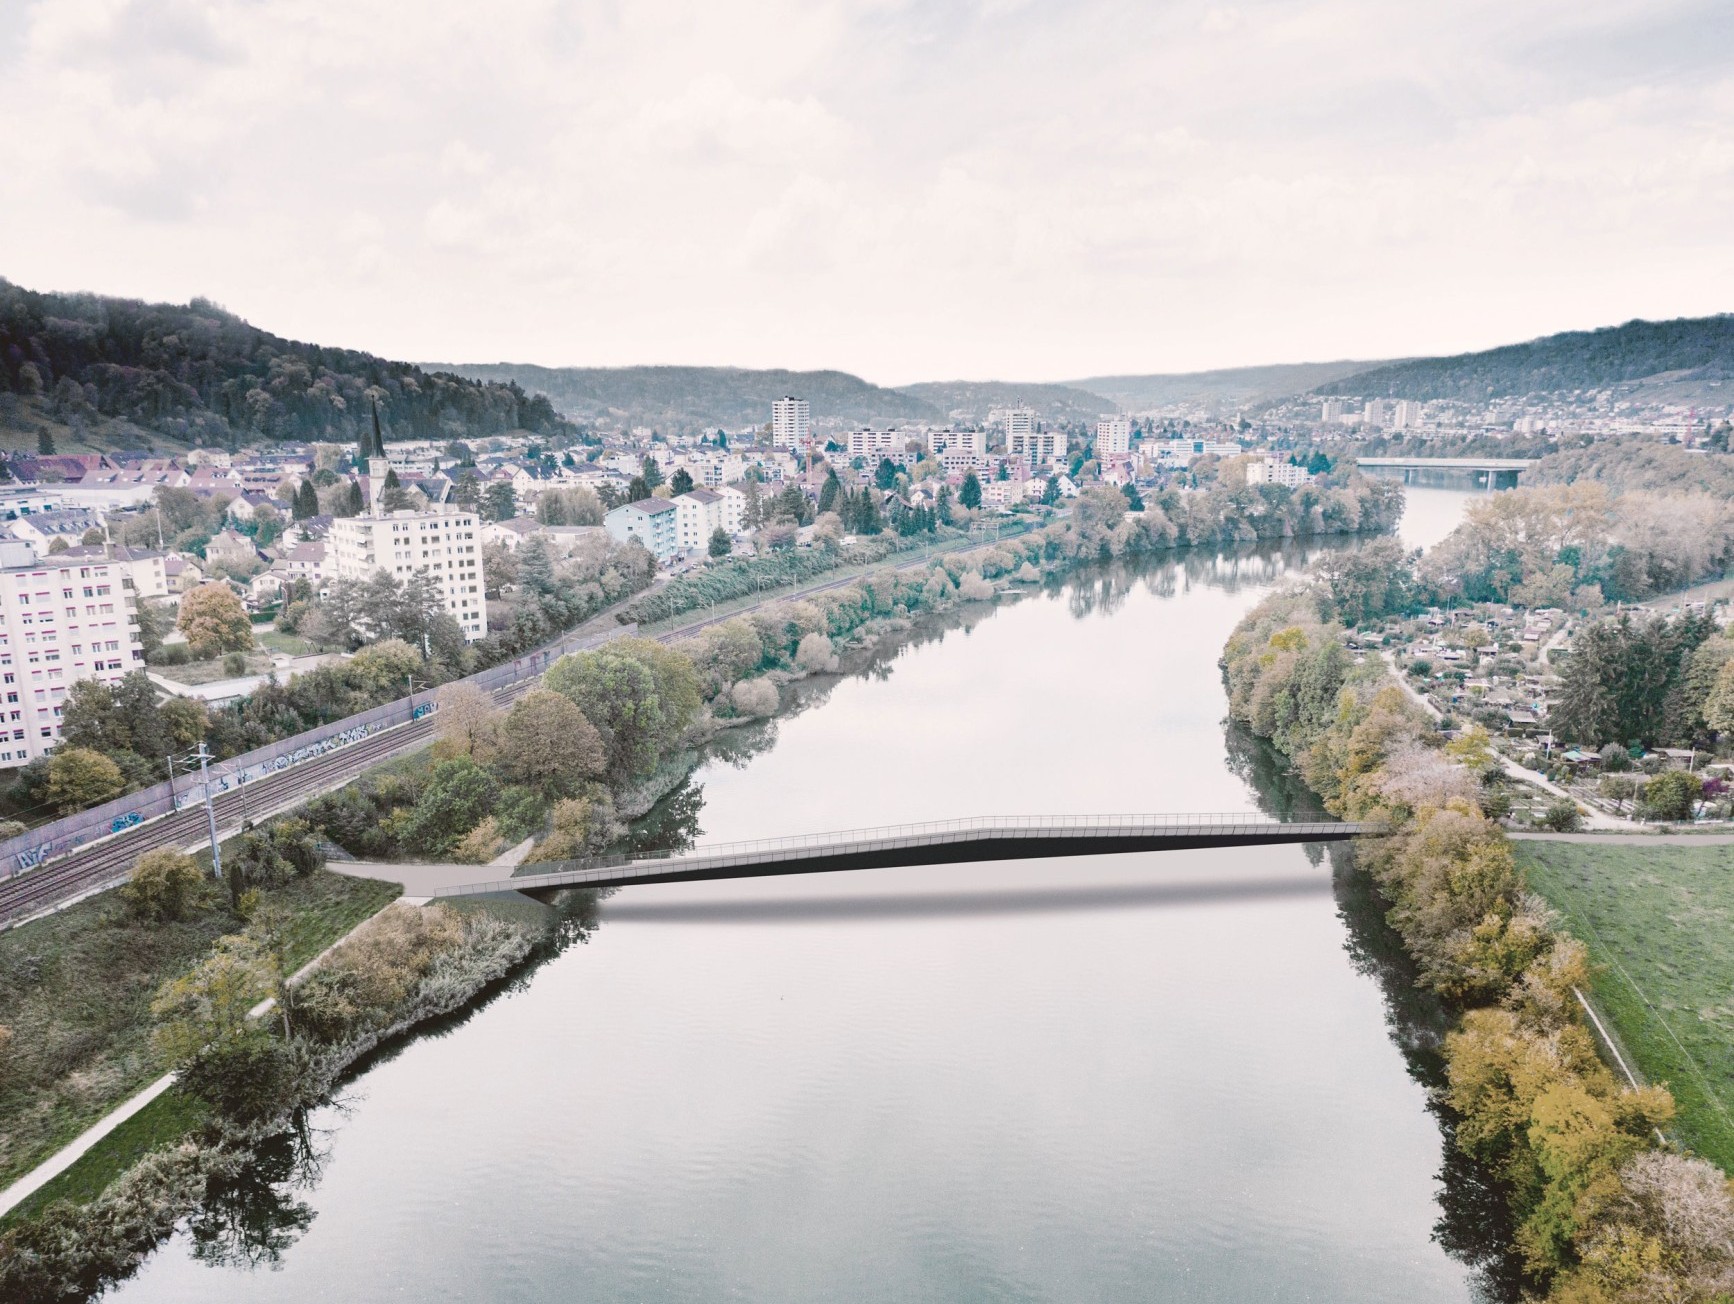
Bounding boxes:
[1354,457,1535,490]
[432,814,1376,901]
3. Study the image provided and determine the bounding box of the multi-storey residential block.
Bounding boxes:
[1007,425,1066,466]
[327,460,487,641]
[1095,416,1131,456]
[928,427,986,457]
[846,429,905,461]
[1245,457,1312,488]
[671,487,747,551]
[0,539,146,764]
[772,396,811,452]
[605,497,681,561]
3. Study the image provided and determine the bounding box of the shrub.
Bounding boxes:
[730,677,779,718]
[1638,769,1701,822]
[222,651,249,676]
[494,786,550,845]
[956,572,994,602]
[794,632,837,674]
[178,1028,309,1126]
[1538,800,1584,832]
[120,848,204,922]
[452,817,505,864]
[537,794,615,860]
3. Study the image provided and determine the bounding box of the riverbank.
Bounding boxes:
[1224,586,1733,1302]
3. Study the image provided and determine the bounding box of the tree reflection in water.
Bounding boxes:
[1230,721,1524,1303]
[186,1119,322,1271]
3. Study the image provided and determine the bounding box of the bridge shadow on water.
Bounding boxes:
[596,872,1335,925]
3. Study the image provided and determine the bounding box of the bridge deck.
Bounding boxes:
[432,814,1374,899]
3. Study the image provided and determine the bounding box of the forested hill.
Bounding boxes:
[1314,314,1734,401]
[1072,360,1386,413]
[0,278,570,447]
[442,363,940,431]
[893,380,1113,425]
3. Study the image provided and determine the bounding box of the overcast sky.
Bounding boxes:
[1,0,1731,384]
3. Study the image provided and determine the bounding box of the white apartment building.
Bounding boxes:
[772,396,811,451]
[0,539,146,764]
[671,487,747,551]
[847,429,905,461]
[1362,399,1389,428]
[1004,408,1035,446]
[327,460,487,641]
[1007,426,1066,466]
[928,427,986,458]
[1246,457,1312,488]
[1095,416,1131,456]
[1392,400,1423,431]
[1321,400,1345,423]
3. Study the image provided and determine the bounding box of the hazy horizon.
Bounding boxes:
[3,0,1731,384]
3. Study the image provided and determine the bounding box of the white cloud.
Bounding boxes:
[0,0,1728,382]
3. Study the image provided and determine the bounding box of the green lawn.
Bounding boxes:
[255,628,315,657]
[1516,840,1734,1169]
[0,869,400,1197]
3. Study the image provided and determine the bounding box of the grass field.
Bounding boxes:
[0,868,400,1199]
[1516,839,1734,1170]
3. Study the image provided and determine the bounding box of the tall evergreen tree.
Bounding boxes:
[293,479,319,520]
[960,470,982,510]
[641,456,664,490]
[343,479,364,516]
[670,467,694,495]
[817,469,840,515]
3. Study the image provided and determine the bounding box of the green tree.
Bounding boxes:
[708,526,732,558]
[405,758,501,854]
[517,539,556,596]
[1121,482,1144,512]
[496,690,606,797]
[959,471,982,510]
[342,479,364,516]
[151,932,276,1067]
[44,747,125,813]
[626,476,651,503]
[482,481,516,522]
[380,467,412,512]
[37,429,55,455]
[292,479,319,520]
[546,649,665,783]
[178,582,254,657]
[817,470,840,515]
[641,457,664,490]
[670,467,694,495]
[874,458,898,491]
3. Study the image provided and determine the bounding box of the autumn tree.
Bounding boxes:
[178,582,254,657]
[44,746,125,812]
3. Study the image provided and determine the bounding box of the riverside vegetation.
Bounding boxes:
[0,475,1403,1298]
[1224,586,1734,1303]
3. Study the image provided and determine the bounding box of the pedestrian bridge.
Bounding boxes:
[431,813,1377,901]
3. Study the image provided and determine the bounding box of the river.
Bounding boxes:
[111,491,1498,1303]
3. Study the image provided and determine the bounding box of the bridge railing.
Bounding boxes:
[451,811,1361,896]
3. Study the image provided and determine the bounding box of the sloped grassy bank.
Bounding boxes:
[1224,588,1734,1303]
[0,890,594,1303]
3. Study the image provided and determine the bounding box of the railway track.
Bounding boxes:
[0,528,1025,928]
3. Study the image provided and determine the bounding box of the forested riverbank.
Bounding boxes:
[1224,587,1734,1302]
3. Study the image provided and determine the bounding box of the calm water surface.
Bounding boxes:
[114,496,1494,1303]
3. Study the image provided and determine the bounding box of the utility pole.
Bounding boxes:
[193,742,221,879]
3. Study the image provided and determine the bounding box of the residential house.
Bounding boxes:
[604,497,680,561]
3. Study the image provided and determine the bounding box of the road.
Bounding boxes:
[0,529,1021,927]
